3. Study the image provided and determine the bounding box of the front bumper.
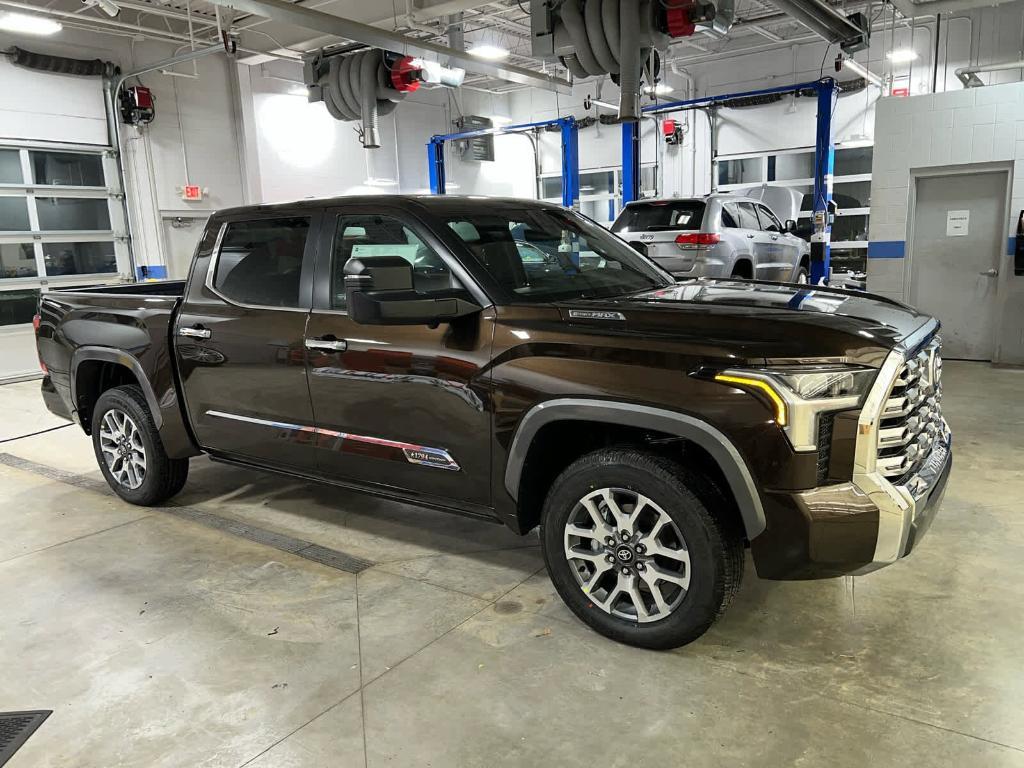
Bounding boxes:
[751,430,952,579]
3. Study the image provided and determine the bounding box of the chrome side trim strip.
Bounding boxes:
[204,410,461,471]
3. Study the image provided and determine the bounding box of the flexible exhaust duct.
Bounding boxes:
[317,49,405,149]
[545,0,667,123]
[5,46,119,78]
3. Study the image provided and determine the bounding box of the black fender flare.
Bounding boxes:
[503,398,767,540]
[70,346,163,430]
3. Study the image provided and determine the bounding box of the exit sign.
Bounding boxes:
[182,184,203,201]
[892,86,910,97]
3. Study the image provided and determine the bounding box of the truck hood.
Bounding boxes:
[560,279,936,363]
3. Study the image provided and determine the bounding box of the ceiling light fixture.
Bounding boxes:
[0,11,62,35]
[82,0,120,18]
[643,83,673,96]
[468,44,510,61]
[363,177,398,187]
[886,48,919,64]
[836,54,883,88]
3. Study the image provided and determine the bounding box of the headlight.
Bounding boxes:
[713,364,876,451]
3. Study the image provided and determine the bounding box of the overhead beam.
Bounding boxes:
[202,0,572,92]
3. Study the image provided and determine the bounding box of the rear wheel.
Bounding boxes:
[540,449,744,650]
[795,264,809,284]
[730,262,753,280]
[91,385,188,506]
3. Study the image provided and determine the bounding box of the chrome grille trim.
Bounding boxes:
[876,337,944,483]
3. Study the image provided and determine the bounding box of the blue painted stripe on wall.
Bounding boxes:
[867,241,905,259]
[136,265,168,280]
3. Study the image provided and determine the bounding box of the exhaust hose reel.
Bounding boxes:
[317,49,406,149]
[553,0,664,122]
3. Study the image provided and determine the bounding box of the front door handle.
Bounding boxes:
[746,233,756,239]
[305,337,347,352]
[980,268,998,277]
[178,325,211,340]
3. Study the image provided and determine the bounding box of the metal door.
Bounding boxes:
[755,203,799,281]
[910,171,1006,360]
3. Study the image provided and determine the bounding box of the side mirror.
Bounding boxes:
[784,219,798,234]
[344,255,480,326]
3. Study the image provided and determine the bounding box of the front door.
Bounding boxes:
[910,170,1007,360]
[174,211,320,470]
[304,206,494,508]
[755,203,799,281]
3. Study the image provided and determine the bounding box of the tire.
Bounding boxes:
[795,265,809,284]
[540,449,744,650]
[91,384,189,506]
[730,263,752,280]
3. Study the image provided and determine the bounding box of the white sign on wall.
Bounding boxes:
[946,209,970,237]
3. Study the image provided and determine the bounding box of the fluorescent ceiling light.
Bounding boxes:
[886,48,919,64]
[643,83,673,96]
[489,115,513,126]
[0,12,62,35]
[469,44,510,61]
[838,55,883,88]
[364,177,398,187]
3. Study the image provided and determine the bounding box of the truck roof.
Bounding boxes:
[212,194,566,219]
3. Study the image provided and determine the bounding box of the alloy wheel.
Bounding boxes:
[563,487,690,623]
[98,409,147,490]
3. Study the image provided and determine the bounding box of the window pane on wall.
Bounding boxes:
[0,243,38,279]
[770,152,814,181]
[834,147,873,176]
[718,158,762,186]
[832,214,869,242]
[0,288,39,327]
[0,150,23,184]
[541,177,562,199]
[833,180,871,209]
[580,171,614,195]
[35,197,111,230]
[830,247,866,274]
[41,241,116,276]
[30,151,105,186]
[0,197,31,231]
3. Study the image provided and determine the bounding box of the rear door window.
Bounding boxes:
[213,217,311,308]
[612,201,706,233]
[734,202,762,231]
[720,204,739,229]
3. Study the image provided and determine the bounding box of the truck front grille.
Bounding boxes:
[876,337,943,483]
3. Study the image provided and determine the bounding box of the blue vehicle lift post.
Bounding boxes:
[622,78,839,283]
[428,116,581,210]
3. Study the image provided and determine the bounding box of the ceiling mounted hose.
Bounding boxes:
[306,48,464,149]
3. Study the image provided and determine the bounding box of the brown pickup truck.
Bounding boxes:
[35,195,952,649]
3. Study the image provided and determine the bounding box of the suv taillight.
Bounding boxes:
[675,233,720,248]
[32,313,41,332]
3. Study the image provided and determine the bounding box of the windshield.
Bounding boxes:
[444,208,672,303]
[612,201,706,233]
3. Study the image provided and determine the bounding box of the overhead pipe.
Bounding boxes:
[766,0,864,45]
[956,59,1024,87]
[200,0,571,93]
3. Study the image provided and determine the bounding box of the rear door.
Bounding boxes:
[303,204,494,508]
[731,201,763,278]
[611,200,706,274]
[174,210,320,471]
[754,203,800,280]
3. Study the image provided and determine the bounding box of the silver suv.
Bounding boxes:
[611,195,810,283]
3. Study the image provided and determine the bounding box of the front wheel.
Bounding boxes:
[91,385,189,506]
[540,449,744,650]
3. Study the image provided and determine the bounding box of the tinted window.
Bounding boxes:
[41,242,116,276]
[734,202,761,230]
[0,197,31,231]
[331,214,458,310]
[612,201,706,233]
[35,197,111,230]
[30,151,104,186]
[756,204,783,233]
[214,217,310,308]
[720,205,739,228]
[446,207,670,303]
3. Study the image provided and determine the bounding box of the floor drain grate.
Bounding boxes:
[0,711,51,767]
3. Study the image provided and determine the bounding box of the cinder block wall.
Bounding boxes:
[867,83,1024,302]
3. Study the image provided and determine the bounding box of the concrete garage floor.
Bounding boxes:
[1,361,1023,767]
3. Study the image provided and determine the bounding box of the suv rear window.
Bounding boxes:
[612,201,706,233]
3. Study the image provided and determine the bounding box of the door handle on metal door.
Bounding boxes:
[746,233,756,239]
[178,325,211,340]
[979,268,998,277]
[305,337,347,352]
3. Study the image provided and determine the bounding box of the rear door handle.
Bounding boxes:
[178,325,211,340]
[770,235,779,241]
[979,268,998,277]
[746,233,756,239]
[305,337,347,352]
